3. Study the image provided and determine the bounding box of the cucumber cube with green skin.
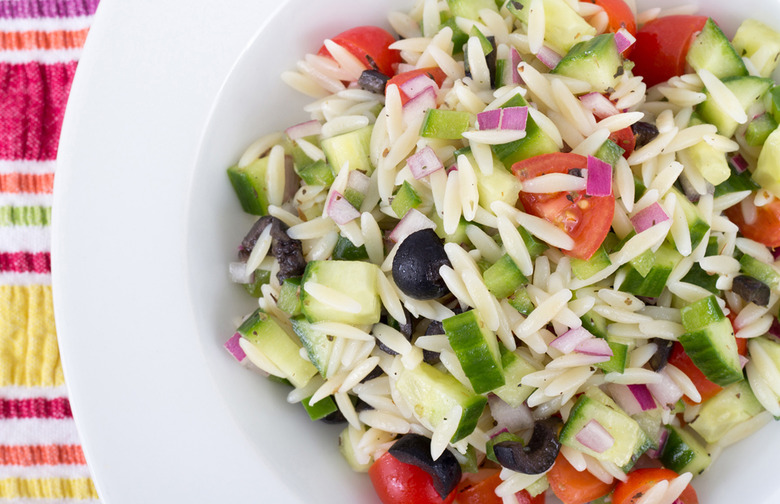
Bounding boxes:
[559,395,651,470]
[227,157,270,215]
[493,347,538,407]
[472,155,523,209]
[593,139,624,168]
[714,161,760,197]
[483,254,528,299]
[696,76,774,138]
[485,431,523,464]
[302,395,339,421]
[321,124,374,175]
[331,236,369,261]
[507,286,535,316]
[446,0,498,21]
[553,34,624,93]
[300,260,381,326]
[628,248,654,278]
[751,127,780,198]
[491,94,559,166]
[440,16,468,54]
[443,310,505,393]
[237,309,318,388]
[395,361,488,442]
[420,109,472,140]
[660,425,712,476]
[287,134,321,172]
[277,277,302,316]
[506,0,596,55]
[296,159,335,187]
[391,181,423,218]
[243,269,271,298]
[453,444,479,474]
[571,245,612,281]
[290,316,333,378]
[595,341,628,374]
[679,138,730,186]
[689,380,764,443]
[685,18,747,79]
[746,113,779,147]
[618,242,682,298]
[668,187,710,251]
[732,19,780,78]
[517,225,548,259]
[679,295,743,386]
[431,212,470,244]
[339,426,371,472]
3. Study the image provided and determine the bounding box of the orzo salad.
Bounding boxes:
[222,0,780,502]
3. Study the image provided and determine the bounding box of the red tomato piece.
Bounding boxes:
[592,0,637,35]
[630,15,708,87]
[547,453,614,504]
[456,469,503,504]
[612,468,699,504]
[368,452,457,504]
[318,26,402,77]
[609,126,636,158]
[726,311,749,357]
[667,342,722,403]
[724,197,780,248]
[386,67,448,104]
[512,153,615,261]
[516,490,546,504]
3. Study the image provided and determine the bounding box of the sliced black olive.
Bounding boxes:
[392,229,452,300]
[631,121,659,149]
[358,69,389,94]
[493,417,562,474]
[239,216,306,282]
[360,365,384,383]
[732,275,771,306]
[388,433,462,499]
[648,338,674,371]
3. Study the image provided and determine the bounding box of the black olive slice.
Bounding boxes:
[648,338,674,371]
[387,433,462,499]
[239,216,306,282]
[732,275,770,306]
[392,229,451,300]
[493,418,562,474]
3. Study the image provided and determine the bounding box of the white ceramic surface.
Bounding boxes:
[53,0,780,503]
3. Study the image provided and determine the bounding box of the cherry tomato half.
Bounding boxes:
[630,15,708,87]
[724,196,780,248]
[667,342,722,404]
[512,153,615,261]
[369,452,456,504]
[318,26,402,78]
[386,67,448,103]
[547,453,614,504]
[609,126,636,158]
[612,468,699,504]
[592,0,637,36]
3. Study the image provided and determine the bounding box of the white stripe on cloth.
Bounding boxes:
[0,160,56,175]
[0,272,51,286]
[0,48,82,64]
[0,227,51,252]
[0,386,69,400]
[0,16,94,32]
[0,419,83,446]
[0,464,95,480]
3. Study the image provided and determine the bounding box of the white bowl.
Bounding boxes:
[54,0,780,502]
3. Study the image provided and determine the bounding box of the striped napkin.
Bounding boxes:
[0,0,100,501]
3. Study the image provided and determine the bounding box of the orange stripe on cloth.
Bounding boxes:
[0,285,63,387]
[0,28,89,51]
[0,477,98,499]
[0,173,54,194]
[0,444,86,466]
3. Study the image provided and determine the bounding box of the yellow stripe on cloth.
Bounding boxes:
[0,285,63,387]
[0,477,98,499]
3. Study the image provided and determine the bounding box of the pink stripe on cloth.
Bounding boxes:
[0,397,72,419]
[0,0,99,19]
[0,251,50,273]
[0,62,77,161]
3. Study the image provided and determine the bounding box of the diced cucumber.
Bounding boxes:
[290,316,333,378]
[297,159,335,187]
[689,380,764,443]
[486,431,523,464]
[237,308,318,388]
[483,254,528,299]
[618,242,682,298]
[339,426,372,472]
[552,34,623,94]
[732,19,780,78]
[669,186,710,252]
[332,235,369,261]
[526,475,549,498]
[559,395,650,469]
[680,263,719,296]
[517,225,548,259]
[300,260,381,325]
[302,394,339,421]
[491,94,559,166]
[493,347,539,407]
[452,444,479,473]
[739,254,780,289]
[506,0,597,56]
[395,361,488,442]
[440,16,469,54]
[685,18,747,79]
[679,295,743,386]
[277,277,302,316]
[597,341,628,374]
[696,76,774,138]
[431,212,470,244]
[660,425,712,476]
[714,158,760,197]
[571,245,612,281]
[243,269,271,298]
[751,127,780,198]
[631,408,664,451]
[746,113,779,146]
[593,139,624,168]
[391,181,423,218]
[227,157,271,215]
[629,248,654,278]
[420,109,472,139]
[507,286,535,316]
[679,138,730,186]
[321,125,374,175]
[473,157,523,209]
[443,309,505,393]
[447,0,498,20]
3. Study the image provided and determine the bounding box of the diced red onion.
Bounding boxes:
[672,500,683,504]
[586,155,613,196]
[769,317,780,340]
[326,190,360,225]
[285,119,322,140]
[627,384,657,411]
[615,27,636,54]
[224,333,246,362]
[575,337,614,357]
[399,73,437,100]
[388,208,436,243]
[488,395,534,433]
[500,106,528,131]
[739,354,749,369]
[579,92,620,119]
[536,45,562,69]
[550,326,593,354]
[630,202,669,233]
[488,427,510,439]
[510,47,523,84]
[729,153,749,174]
[645,428,669,459]
[607,383,644,416]
[446,164,458,173]
[575,419,614,453]
[407,146,444,179]
[403,86,437,125]
[229,261,253,284]
[347,169,371,195]
[477,109,501,130]
[647,368,683,408]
